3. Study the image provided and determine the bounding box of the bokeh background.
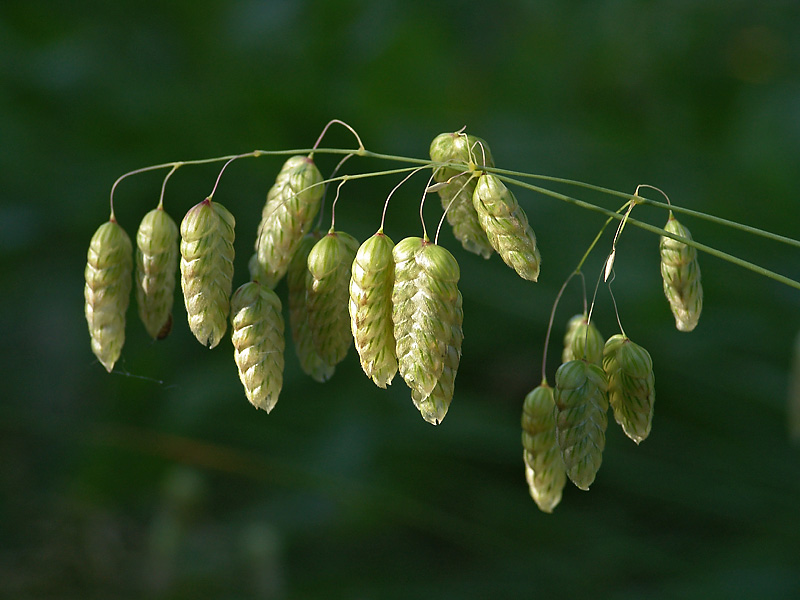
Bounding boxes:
[2,1,800,598]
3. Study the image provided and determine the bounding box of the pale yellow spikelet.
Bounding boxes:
[562,313,604,365]
[603,334,655,444]
[429,131,495,258]
[287,233,335,382]
[306,230,360,368]
[230,281,285,413]
[522,383,567,513]
[473,173,541,282]
[554,359,609,490]
[660,213,703,332]
[85,219,133,372]
[179,198,235,348]
[136,207,179,339]
[253,156,324,288]
[349,231,398,388]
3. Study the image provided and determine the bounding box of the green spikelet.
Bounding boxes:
[562,313,604,365]
[287,233,335,382]
[660,213,703,332]
[473,173,541,282]
[429,132,495,258]
[84,219,133,372]
[179,198,235,348]
[392,237,463,423]
[136,207,179,339]
[603,334,655,444]
[349,231,398,388]
[522,383,567,513]
[306,230,360,368]
[253,155,324,288]
[230,281,285,413]
[554,359,609,491]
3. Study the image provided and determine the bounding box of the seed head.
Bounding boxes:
[135,207,179,339]
[603,334,655,444]
[660,214,703,332]
[562,313,605,365]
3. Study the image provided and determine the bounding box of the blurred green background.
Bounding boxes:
[2,1,800,598]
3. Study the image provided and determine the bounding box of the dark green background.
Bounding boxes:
[3,1,799,598]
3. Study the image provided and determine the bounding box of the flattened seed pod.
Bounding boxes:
[562,313,604,365]
[180,198,235,348]
[136,207,179,339]
[287,233,335,382]
[473,173,541,282]
[429,132,495,258]
[392,237,463,421]
[307,230,360,367]
[603,334,655,444]
[85,219,133,372]
[410,292,463,425]
[660,213,703,332]
[349,231,398,388]
[522,383,567,513]
[253,156,324,288]
[554,359,609,491]
[230,281,285,413]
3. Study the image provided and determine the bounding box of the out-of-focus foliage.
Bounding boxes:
[2,0,800,598]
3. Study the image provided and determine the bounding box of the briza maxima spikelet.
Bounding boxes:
[603,334,655,444]
[179,198,235,348]
[136,207,179,340]
[307,230,360,368]
[562,313,604,365]
[253,155,323,288]
[554,359,609,491]
[429,131,494,258]
[85,219,133,372]
[660,213,703,332]
[392,237,463,424]
[287,233,335,382]
[473,173,541,282]
[521,383,567,513]
[349,231,398,388]
[230,281,285,413]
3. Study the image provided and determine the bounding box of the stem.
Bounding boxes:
[542,273,576,382]
[157,165,180,210]
[208,152,260,200]
[380,166,429,232]
[311,119,366,155]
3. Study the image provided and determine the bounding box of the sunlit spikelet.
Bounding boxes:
[562,313,604,365]
[603,334,655,444]
[660,213,703,332]
[136,207,179,339]
[522,383,567,513]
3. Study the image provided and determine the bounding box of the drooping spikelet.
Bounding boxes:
[660,212,703,332]
[253,155,324,288]
[85,219,133,372]
[392,237,463,424]
[230,281,285,413]
[562,313,604,365]
[522,383,567,513]
[136,207,179,339]
[287,233,335,382]
[603,334,655,444]
[473,173,541,282]
[429,131,495,258]
[179,198,235,348]
[349,231,398,388]
[554,359,609,491]
[306,230,360,368]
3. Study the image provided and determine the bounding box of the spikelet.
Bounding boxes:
[562,313,604,365]
[660,213,703,331]
[349,231,398,388]
[603,334,655,444]
[85,219,133,372]
[287,233,335,382]
[253,155,324,288]
[230,281,285,413]
[136,207,179,339]
[521,383,567,513]
[392,237,463,424]
[473,173,541,282]
[554,359,609,491]
[429,132,495,258]
[179,198,235,348]
[306,230,360,368]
